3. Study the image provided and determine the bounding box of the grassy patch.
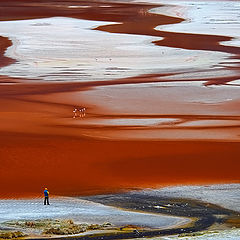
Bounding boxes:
[178,230,220,238]
[4,219,113,236]
[0,231,27,239]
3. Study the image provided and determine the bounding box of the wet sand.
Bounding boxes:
[0,197,189,230]
[0,0,240,197]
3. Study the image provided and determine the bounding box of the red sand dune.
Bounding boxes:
[0,0,240,197]
[0,132,239,197]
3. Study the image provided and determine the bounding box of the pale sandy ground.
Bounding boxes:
[0,17,167,81]
[119,183,240,240]
[138,183,240,212]
[0,183,238,239]
[0,15,231,82]
[0,197,189,229]
[0,184,239,239]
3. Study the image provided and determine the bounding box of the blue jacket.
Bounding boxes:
[44,190,49,197]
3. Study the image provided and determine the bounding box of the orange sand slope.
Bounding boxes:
[0,132,239,197]
[0,0,240,197]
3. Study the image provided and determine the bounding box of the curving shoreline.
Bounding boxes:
[1,186,239,239]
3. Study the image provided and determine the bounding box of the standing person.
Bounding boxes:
[44,188,50,205]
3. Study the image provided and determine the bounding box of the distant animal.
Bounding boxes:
[73,107,86,118]
[79,107,86,117]
[73,108,78,118]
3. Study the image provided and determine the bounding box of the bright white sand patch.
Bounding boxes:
[0,197,189,228]
[140,184,240,212]
[0,15,232,82]
[70,118,179,127]
[153,1,240,43]
[77,84,240,114]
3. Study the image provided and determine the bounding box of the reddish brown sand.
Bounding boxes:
[0,132,240,197]
[0,36,15,68]
[0,0,240,197]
